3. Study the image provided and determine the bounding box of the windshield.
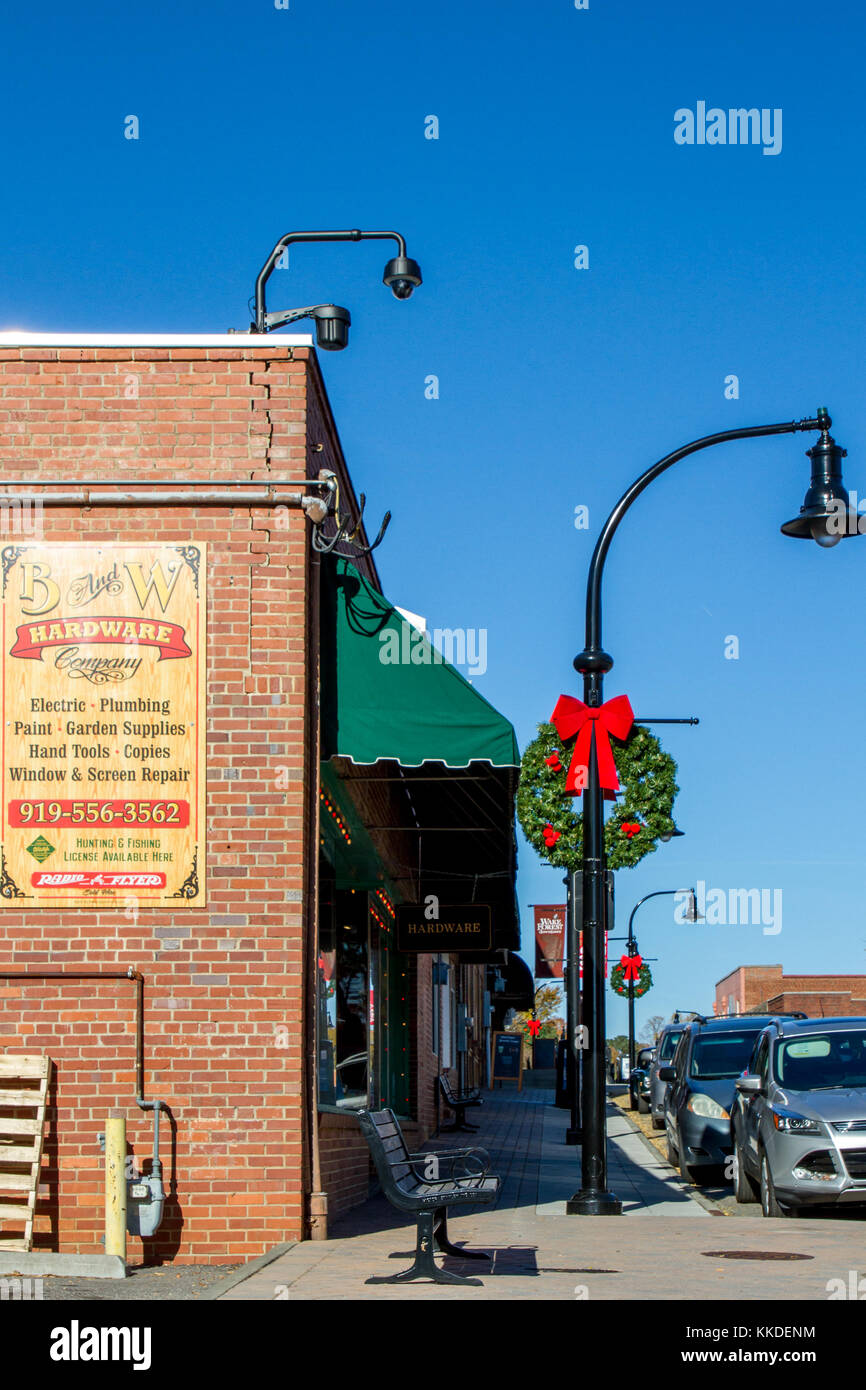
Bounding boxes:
[659,1030,682,1062]
[689,1031,761,1080]
[774,1031,866,1090]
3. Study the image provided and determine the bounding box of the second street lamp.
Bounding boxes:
[617,888,700,1073]
[566,407,859,1218]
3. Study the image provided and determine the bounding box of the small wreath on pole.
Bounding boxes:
[610,960,653,997]
[517,718,679,872]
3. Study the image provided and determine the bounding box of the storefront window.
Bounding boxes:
[317,859,338,1107]
[317,868,371,1110]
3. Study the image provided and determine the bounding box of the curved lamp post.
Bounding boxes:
[567,408,858,1218]
[622,888,699,1072]
[251,228,422,342]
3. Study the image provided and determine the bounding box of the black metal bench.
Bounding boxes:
[438,1072,482,1133]
[358,1108,499,1285]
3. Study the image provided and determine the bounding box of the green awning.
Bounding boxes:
[321,556,519,768]
[320,555,521,951]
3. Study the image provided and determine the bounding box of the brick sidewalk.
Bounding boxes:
[217,1089,866,1300]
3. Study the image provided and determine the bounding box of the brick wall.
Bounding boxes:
[717,965,866,1020]
[715,965,783,1015]
[0,336,318,1262]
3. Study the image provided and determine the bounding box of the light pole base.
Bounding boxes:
[565,1189,623,1216]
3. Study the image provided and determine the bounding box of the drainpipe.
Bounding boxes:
[306,540,327,1238]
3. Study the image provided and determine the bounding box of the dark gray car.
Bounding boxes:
[629,1046,655,1112]
[649,1024,686,1130]
[661,1016,789,1182]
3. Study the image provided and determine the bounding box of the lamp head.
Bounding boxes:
[383,255,422,300]
[781,411,855,546]
[310,304,351,351]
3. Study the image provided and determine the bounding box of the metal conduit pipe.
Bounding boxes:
[10,477,327,488]
[4,490,311,508]
[0,967,166,1206]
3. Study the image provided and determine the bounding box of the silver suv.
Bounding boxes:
[732,1016,866,1216]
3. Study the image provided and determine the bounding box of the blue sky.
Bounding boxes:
[2,0,866,1036]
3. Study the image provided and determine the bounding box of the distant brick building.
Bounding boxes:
[715,965,866,1020]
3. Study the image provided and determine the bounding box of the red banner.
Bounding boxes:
[579,931,609,980]
[534,904,566,979]
[10,615,191,661]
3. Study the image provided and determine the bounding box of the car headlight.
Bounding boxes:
[687,1093,730,1120]
[771,1107,820,1134]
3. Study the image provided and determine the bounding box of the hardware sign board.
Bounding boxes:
[0,542,206,908]
[396,904,492,953]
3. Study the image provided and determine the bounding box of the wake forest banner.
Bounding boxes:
[0,543,206,908]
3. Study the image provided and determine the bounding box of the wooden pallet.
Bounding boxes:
[0,1054,51,1254]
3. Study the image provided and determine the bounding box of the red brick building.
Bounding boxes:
[715,965,866,1020]
[0,332,524,1263]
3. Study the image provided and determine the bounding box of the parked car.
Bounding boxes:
[629,1047,656,1112]
[648,1024,687,1130]
[660,1015,803,1183]
[732,1016,866,1217]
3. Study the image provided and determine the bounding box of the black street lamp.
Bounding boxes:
[618,888,699,1073]
[567,407,858,1218]
[250,228,422,345]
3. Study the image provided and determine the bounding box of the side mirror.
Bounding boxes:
[735,1074,763,1095]
[658,1066,676,1082]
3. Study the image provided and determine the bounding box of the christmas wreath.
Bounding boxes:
[517,713,679,872]
[610,960,653,997]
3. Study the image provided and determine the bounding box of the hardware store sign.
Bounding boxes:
[396,904,492,953]
[0,543,205,908]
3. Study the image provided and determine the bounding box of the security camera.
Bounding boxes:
[383,256,422,300]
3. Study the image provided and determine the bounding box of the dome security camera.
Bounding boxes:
[383,256,422,300]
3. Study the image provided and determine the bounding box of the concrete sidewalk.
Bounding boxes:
[536,1103,708,1216]
[217,1089,866,1300]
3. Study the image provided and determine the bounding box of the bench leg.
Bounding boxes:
[365,1211,484,1286]
[439,1106,479,1134]
[434,1209,492,1262]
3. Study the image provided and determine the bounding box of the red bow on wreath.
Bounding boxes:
[550,693,634,798]
[620,954,643,981]
[542,823,561,848]
[621,821,642,839]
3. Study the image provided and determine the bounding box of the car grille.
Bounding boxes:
[841,1149,866,1179]
[833,1120,866,1133]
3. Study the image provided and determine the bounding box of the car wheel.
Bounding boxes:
[665,1129,679,1168]
[651,1114,664,1130]
[637,1095,649,1114]
[629,1088,637,1111]
[760,1151,792,1217]
[732,1139,760,1203]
